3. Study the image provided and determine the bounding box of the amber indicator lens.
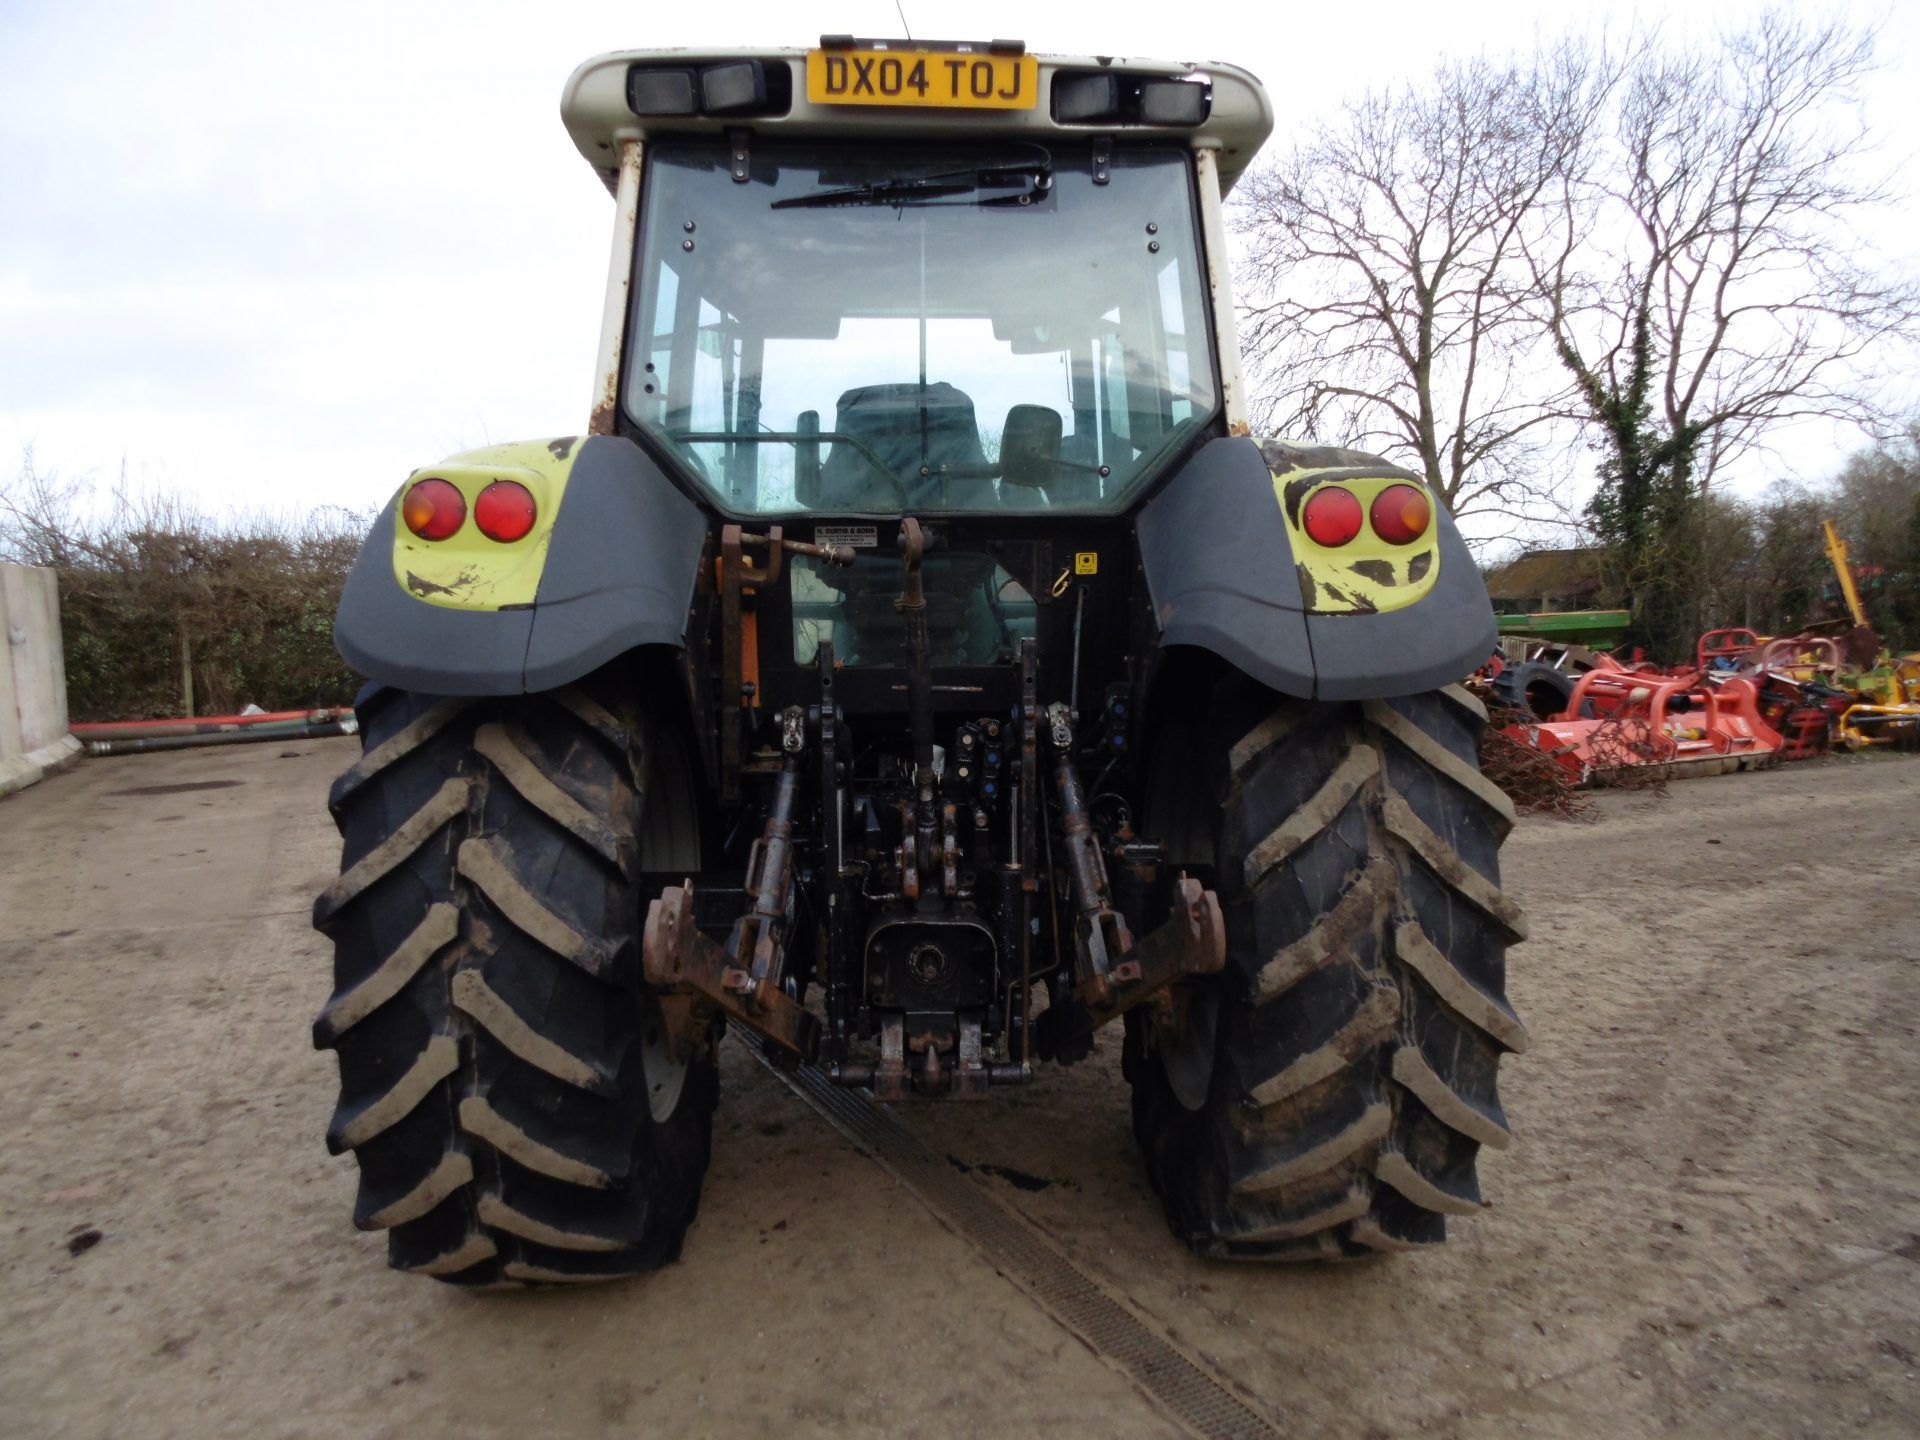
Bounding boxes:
[1370,483,1432,545]
[474,481,538,543]
[1302,485,1364,547]
[402,478,466,540]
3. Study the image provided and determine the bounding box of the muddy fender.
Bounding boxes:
[332,435,707,695]
[1137,437,1495,701]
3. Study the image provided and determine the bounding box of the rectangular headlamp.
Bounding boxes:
[698,60,769,113]
[628,67,699,115]
[1050,70,1213,127]
[1051,72,1119,123]
[627,60,786,117]
[1138,79,1211,126]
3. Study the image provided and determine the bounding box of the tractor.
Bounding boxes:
[312,39,1527,1285]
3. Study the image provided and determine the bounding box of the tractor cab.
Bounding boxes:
[561,41,1273,505]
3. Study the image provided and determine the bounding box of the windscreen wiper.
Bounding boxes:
[772,161,1052,210]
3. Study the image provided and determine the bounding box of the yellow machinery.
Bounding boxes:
[1822,519,1871,629]
[1822,519,1920,748]
[1837,655,1920,748]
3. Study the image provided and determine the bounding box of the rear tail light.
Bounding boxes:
[1302,486,1364,547]
[474,481,537,543]
[1370,484,1433,545]
[402,479,466,541]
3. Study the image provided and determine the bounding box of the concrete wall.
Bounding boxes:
[1,562,81,798]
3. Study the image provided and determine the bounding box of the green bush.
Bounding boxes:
[1,452,371,721]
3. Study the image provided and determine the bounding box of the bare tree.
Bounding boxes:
[1828,419,1920,642]
[1529,12,1920,653]
[0,446,92,569]
[1831,417,1920,568]
[1233,47,1608,531]
[1742,480,1830,632]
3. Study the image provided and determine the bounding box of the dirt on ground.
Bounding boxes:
[1,738,1916,1439]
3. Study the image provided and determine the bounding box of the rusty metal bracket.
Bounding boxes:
[1075,874,1225,1031]
[737,530,855,569]
[716,526,849,809]
[644,883,820,1061]
[718,522,796,804]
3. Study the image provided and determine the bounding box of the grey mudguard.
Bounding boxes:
[1137,438,1316,696]
[1137,437,1496,701]
[333,435,708,695]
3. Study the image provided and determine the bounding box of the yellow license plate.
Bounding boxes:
[807,48,1039,110]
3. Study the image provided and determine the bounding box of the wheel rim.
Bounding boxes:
[1157,983,1219,1111]
[1138,707,1222,1111]
[635,717,700,1123]
[640,996,690,1121]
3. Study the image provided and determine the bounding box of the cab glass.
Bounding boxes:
[625,141,1218,514]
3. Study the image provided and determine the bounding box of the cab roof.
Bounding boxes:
[560,43,1274,195]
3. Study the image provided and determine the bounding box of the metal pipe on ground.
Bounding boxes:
[84,717,356,756]
[72,709,346,741]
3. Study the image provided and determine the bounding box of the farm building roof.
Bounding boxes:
[1484,547,1604,605]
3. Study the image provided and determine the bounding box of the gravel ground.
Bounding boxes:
[1,738,1916,1439]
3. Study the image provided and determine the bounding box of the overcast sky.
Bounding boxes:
[1,0,1913,528]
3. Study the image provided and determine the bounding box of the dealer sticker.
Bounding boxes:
[814,525,879,549]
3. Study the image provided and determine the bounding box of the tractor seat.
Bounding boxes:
[811,382,990,510]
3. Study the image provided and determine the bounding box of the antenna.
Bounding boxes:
[894,0,913,40]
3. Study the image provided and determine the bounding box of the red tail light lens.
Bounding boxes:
[474,481,537,543]
[402,479,466,540]
[1302,485,1364,547]
[1370,484,1432,545]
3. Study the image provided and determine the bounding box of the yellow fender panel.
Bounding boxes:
[1260,441,1442,616]
[389,438,584,611]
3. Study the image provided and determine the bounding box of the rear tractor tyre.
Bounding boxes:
[311,678,717,1285]
[1126,683,1528,1258]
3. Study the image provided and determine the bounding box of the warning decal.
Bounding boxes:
[814,525,879,549]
